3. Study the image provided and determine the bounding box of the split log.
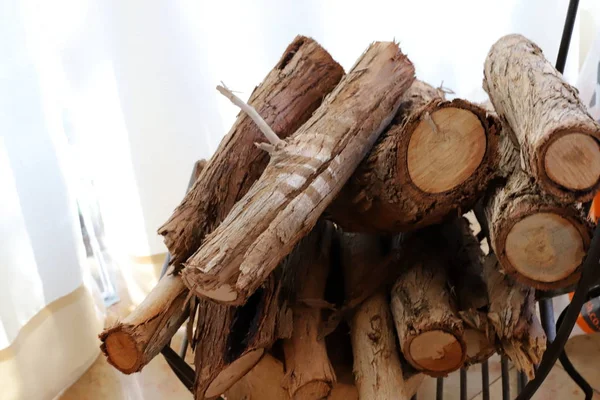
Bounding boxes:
[484,34,600,201]
[224,354,290,400]
[483,254,546,379]
[485,169,592,289]
[158,35,344,267]
[442,217,496,365]
[390,228,466,376]
[182,41,415,305]
[99,159,206,373]
[351,292,412,399]
[282,221,336,399]
[328,80,501,233]
[192,272,292,400]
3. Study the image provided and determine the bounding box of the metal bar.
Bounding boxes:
[482,360,490,400]
[539,298,557,342]
[460,368,467,400]
[555,0,580,74]
[517,225,600,399]
[436,377,444,400]
[179,335,189,359]
[501,356,510,400]
[517,371,527,394]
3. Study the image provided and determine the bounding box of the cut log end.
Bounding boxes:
[405,330,465,374]
[544,133,600,191]
[505,212,585,284]
[464,328,495,365]
[407,107,486,193]
[103,331,141,374]
[204,348,265,398]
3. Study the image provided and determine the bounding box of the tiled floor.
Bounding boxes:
[61,255,600,400]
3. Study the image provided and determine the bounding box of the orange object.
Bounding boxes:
[569,292,599,334]
[589,191,600,224]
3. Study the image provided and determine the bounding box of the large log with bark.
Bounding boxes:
[484,34,600,202]
[328,80,501,233]
[390,228,466,376]
[485,168,592,289]
[159,35,344,267]
[99,159,206,374]
[281,221,336,399]
[181,41,415,305]
[483,254,546,379]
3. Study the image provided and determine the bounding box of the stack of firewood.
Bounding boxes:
[99,34,600,400]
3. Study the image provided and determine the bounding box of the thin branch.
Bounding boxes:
[217,83,285,147]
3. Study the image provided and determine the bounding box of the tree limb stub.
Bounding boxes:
[182,41,415,305]
[328,80,501,233]
[158,35,343,268]
[484,34,600,201]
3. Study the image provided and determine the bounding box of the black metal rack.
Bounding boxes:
[159,1,600,398]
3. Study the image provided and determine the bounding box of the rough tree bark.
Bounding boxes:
[442,217,496,365]
[158,35,344,267]
[485,168,592,290]
[328,80,501,233]
[390,227,466,376]
[483,254,546,379]
[484,34,600,201]
[99,159,205,374]
[192,271,292,400]
[281,221,336,399]
[351,292,412,400]
[182,41,415,305]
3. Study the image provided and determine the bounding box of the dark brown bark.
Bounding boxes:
[182,41,415,305]
[158,35,344,268]
[328,80,501,233]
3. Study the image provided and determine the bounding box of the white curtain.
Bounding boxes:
[0,0,587,398]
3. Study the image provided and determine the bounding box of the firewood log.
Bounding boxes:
[99,159,205,374]
[483,254,546,379]
[192,271,292,400]
[442,217,496,365]
[99,268,190,374]
[351,292,412,399]
[484,34,600,202]
[182,41,415,305]
[328,80,501,233]
[281,221,336,399]
[159,35,343,267]
[224,354,290,400]
[390,228,466,376]
[485,168,592,289]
